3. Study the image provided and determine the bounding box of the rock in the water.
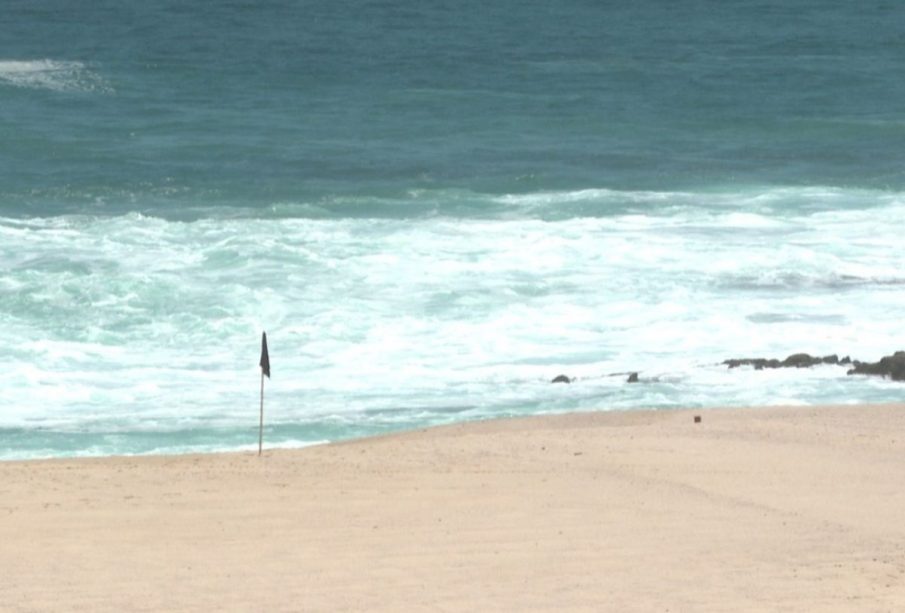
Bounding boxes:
[724,353,842,370]
[846,351,905,382]
[783,353,839,367]
[781,353,816,367]
[627,372,639,383]
[551,374,571,384]
[724,358,780,369]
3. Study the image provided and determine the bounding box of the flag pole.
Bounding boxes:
[258,331,270,457]
[259,369,265,456]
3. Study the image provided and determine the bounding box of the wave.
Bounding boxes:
[2,188,903,459]
[721,271,905,292]
[3,183,905,224]
[0,59,112,93]
[205,185,905,222]
[493,185,903,210]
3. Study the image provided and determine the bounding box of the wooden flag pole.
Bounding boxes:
[258,370,265,456]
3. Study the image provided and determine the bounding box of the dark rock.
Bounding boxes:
[551,374,571,384]
[846,351,905,382]
[724,358,749,368]
[694,415,702,423]
[840,356,852,365]
[782,353,817,368]
[627,372,639,383]
[725,353,843,371]
[724,358,780,369]
[782,353,840,368]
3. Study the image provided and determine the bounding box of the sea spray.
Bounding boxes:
[2,189,904,458]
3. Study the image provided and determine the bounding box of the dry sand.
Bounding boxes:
[2,404,905,612]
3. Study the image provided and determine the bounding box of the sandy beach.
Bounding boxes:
[2,404,905,611]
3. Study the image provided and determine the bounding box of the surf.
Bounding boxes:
[0,59,112,93]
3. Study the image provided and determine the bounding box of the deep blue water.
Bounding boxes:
[4,0,905,217]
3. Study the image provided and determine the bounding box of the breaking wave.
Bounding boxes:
[0,59,112,93]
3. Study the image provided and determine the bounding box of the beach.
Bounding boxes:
[4,2,905,610]
[2,404,904,611]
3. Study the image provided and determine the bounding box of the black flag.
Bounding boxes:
[260,332,271,378]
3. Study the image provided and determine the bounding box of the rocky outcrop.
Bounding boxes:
[724,353,848,370]
[551,351,904,385]
[846,352,905,381]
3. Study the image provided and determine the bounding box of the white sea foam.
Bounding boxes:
[1,188,904,457]
[492,186,905,216]
[0,59,112,93]
[493,188,693,207]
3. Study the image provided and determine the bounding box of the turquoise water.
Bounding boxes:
[2,0,904,459]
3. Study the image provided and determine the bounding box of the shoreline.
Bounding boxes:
[3,400,903,465]
[3,403,905,610]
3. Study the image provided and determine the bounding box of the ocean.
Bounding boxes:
[2,0,904,459]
